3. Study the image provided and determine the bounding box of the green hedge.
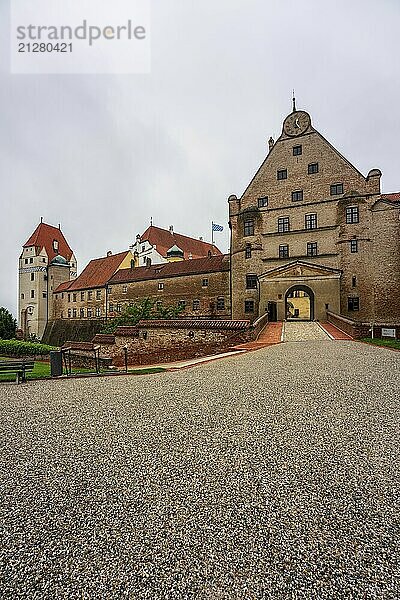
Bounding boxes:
[0,339,58,357]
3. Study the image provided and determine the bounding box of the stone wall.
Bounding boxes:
[326,311,400,340]
[43,318,106,347]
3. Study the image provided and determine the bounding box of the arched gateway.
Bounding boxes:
[285,285,315,321]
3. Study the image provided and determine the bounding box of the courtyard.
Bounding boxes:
[0,340,399,599]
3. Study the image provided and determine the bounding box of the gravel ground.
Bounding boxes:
[0,341,399,599]
[283,322,330,341]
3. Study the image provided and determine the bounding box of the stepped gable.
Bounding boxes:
[23,222,73,261]
[109,254,229,284]
[140,225,222,259]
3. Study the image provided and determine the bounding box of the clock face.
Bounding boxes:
[283,111,311,137]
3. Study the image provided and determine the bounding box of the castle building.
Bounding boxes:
[228,102,400,324]
[18,221,77,339]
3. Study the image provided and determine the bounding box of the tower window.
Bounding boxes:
[30,290,35,298]
[292,190,303,202]
[293,145,302,156]
[277,169,287,180]
[30,273,34,281]
[307,242,318,257]
[352,276,357,288]
[246,274,258,289]
[350,240,358,253]
[346,207,359,224]
[305,213,317,229]
[308,163,319,174]
[331,183,344,196]
[258,196,268,208]
[81,292,85,301]
[245,244,252,259]
[279,245,289,258]
[244,220,254,236]
[348,297,360,311]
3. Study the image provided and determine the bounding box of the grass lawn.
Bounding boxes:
[0,358,165,382]
[361,338,400,350]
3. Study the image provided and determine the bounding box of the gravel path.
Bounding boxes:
[283,321,330,341]
[0,341,399,599]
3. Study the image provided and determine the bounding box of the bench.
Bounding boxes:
[0,360,35,383]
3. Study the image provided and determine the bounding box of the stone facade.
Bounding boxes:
[229,106,400,323]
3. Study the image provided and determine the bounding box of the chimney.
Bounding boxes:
[169,225,174,234]
[107,251,112,257]
[268,137,275,152]
[58,223,61,230]
[199,236,203,241]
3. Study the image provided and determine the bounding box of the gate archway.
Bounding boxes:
[285,285,315,321]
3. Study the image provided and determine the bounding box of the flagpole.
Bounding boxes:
[211,221,214,247]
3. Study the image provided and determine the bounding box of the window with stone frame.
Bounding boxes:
[308,163,319,174]
[350,239,358,253]
[277,169,287,180]
[246,274,258,289]
[244,219,254,236]
[278,217,290,233]
[96,307,101,317]
[307,242,318,257]
[292,190,303,202]
[346,206,359,224]
[305,213,317,230]
[293,145,302,156]
[72,309,77,318]
[88,291,93,300]
[122,285,128,293]
[193,299,200,311]
[81,292,85,301]
[68,309,71,318]
[279,245,289,259]
[96,290,101,300]
[331,183,344,196]
[244,300,254,313]
[217,297,225,311]
[202,278,209,287]
[87,308,93,318]
[258,196,268,208]
[348,297,360,311]
[158,282,164,291]
[80,308,85,318]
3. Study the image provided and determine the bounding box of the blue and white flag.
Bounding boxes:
[212,223,224,232]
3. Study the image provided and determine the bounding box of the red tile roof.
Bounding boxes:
[55,281,73,293]
[381,193,400,202]
[140,225,222,259]
[24,222,74,262]
[109,254,229,285]
[54,251,131,293]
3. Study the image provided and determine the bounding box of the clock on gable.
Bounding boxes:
[283,111,311,137]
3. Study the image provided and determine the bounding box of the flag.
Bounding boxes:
[212,223,224,232]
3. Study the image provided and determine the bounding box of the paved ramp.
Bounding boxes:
[283,321,331,341]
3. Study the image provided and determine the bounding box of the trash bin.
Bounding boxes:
[50,351,63,377]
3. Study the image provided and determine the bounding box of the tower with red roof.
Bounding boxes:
[18,220,77,339]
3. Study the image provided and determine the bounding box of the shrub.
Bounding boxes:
[0,339,57,357]
[0,307,17,339]
[101,298,184,334]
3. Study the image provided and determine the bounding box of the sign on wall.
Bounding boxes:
[382,328,396,338]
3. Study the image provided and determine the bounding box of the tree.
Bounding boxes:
[101,298,184,334]
[0,307,17,340]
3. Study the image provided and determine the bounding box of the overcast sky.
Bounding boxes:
[1,0,399,316]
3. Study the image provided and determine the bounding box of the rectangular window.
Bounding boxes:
[87,308,93,318]
[72,309,77,318]
[305,213,317,229]
[68,309,71,318]
[348,297,360,311]
[331,183,344,196]
[21,293,25,299]
[68,293,71,302]
[88,291,93,300]
[278,217,290,233]
[292,190,303,202]
[244,220,254,236]
[116,304,122,313]
[81,292,85,301]
[158,282,164,291]
[29,258,33,264]
[109,303,114,313]
[308,162,319,174]
[30,290,34,299]
[293,145,302,156]
[346,206,359,224]
[279,245,289,258]
[24,259,28,264]
[352,276,357,288]
[96,307,101,317]
[73,293,77,302]
[350,239,358,253]
[80,308,85,318]
[96,290,101,300]
[193,299,200,311]
[307,242,318,257]
[42,292,47,299]
[244,300,254,313]
[217,297,225,311]
[30,273,34,281]
[245,244,252,259]
[277,169,287,180]
[258,196,268,208]
[246,274,257,289]
[122,285,128,294]
[202,278,209,287]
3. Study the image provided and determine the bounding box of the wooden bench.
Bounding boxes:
[0,360,35,383]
